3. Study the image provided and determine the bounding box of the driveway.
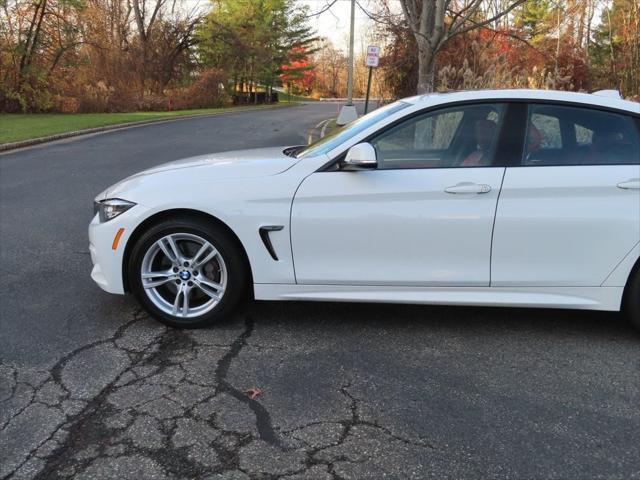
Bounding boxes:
[1,102,639,480]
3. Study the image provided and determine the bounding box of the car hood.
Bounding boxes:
[98,146,299,200]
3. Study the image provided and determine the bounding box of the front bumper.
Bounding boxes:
[88,205,149,294]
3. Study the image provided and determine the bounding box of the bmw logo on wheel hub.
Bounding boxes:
[179,271,191,281]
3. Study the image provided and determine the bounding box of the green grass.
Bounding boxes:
[0,103,294,144]
[279,93,318,102]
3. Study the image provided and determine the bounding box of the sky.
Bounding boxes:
[299,0,403,55]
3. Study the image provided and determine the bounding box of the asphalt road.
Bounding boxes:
[1,102,639,480]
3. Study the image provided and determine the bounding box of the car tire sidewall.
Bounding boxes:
[128,218,248,328]
[624,264,640,332]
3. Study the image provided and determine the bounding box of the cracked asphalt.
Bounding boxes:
[1,102,640,480]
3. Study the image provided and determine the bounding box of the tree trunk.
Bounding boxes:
[416,39,436,94]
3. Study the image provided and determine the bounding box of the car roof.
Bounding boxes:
[403,89,640,115]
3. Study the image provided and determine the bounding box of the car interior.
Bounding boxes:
[523,105,640,166]
[371,104,505,169]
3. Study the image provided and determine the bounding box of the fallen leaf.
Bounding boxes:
[244,387,263,400]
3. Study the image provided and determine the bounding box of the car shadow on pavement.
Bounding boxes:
[246,300,636,340]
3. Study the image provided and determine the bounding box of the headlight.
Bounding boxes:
[94,199,136,222]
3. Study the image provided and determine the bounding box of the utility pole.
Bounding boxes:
[336,0,358,125]
[346,0,355,105]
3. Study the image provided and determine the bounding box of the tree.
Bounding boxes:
[311,38,346,97]
[514,0,554,41]
[280,46,315,94]
[0,0,202,111]
[591,0,640,96]
[197,0,316,103]
[396,0,527,93]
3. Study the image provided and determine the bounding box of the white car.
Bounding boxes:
[89,89,640,330]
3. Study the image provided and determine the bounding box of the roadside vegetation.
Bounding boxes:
[0,0,638,118]
[311,0,638,101]
[0,0,315,114]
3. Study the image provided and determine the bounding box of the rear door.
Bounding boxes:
[492,103,640,287]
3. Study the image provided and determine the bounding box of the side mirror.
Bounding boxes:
[343,142,377,171]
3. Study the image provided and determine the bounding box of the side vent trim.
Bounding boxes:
[259,226,284,261]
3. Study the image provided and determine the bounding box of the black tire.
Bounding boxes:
[623,261,640,332]
[128,216,249,328]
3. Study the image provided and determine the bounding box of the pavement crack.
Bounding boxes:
[214,315,283,448]
[339,384,436,450]
[14,312,158,479]
[0,364,19,403]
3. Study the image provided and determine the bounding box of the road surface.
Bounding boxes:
[1,102,639,480]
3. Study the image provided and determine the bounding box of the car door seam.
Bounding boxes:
[489,167,507,287]
[289,167,322,284]
[600,241,640,286]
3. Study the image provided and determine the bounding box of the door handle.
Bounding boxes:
[445,182,492,194]
[617,178,640,190]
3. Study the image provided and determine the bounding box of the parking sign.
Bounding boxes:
[365,45,380,68]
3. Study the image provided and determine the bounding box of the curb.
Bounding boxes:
[320,118,333,138]
[306,118,332,144]
[0,104,298,153]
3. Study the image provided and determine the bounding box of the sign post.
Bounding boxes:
[364,45,380,114]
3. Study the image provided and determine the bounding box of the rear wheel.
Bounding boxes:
[623,262,640,332]
[128,217,248,328]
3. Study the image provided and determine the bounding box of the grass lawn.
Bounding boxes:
[279,93,318,102]
[0,103,294,144]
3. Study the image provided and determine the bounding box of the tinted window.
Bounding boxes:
[531,113,562,149]
[371,103,505,169]
[524,104,640,166]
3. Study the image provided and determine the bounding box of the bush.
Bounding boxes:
[55,96,81,113]
[173,69,231,110]
[135,95,170,112]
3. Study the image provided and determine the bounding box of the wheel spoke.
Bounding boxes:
[158,235,183,264]
[182,287,190,317]
[142,270,176,289]
[191,241,212,266]
[195,277,224,299]
[192,246,218,269]
[172,284,185,315]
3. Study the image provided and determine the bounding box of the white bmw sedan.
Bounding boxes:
[90,89,640,330]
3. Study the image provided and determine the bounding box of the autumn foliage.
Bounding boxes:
[0,0,314,112]
[374,0,640,99]
[280,46,315,94]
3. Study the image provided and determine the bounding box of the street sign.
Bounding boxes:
[365,45,380,68]
[364,45,380,114]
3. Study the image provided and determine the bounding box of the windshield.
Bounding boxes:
[295,101,411,158]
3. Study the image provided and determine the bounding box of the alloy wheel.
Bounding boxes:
[140,233,227,318]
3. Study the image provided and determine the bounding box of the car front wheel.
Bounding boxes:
[128,217,248,328]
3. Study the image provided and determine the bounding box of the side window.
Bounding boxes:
[371,103,505,169]
[575,124,593,146]
[524,104,640,166]
[530,113,562,149]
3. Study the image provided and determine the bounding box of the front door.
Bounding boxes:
[291,103,509,286]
